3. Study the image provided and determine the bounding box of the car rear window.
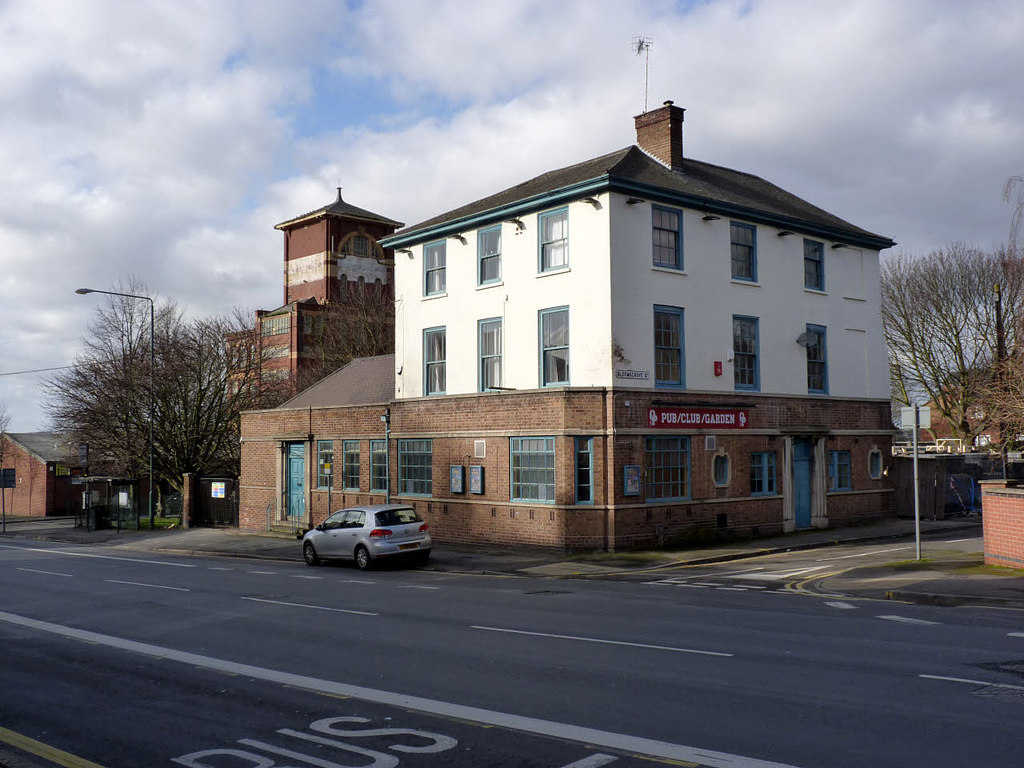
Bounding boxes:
[375,508,423,526]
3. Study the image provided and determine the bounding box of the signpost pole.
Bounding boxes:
[913,405,921,561]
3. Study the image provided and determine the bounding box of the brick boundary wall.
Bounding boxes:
[981,480,1024,568]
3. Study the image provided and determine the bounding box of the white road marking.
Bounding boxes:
[920,674,1024,692]
[560,755,618,768]
[398,585,441,590]
[342,579,377,585]
[0,611,795,768]
[16,567,74,577]
[246,570,276,575]
[0,543,195,567]
[692,582,723,587]
[733,584,767,590]
[943,538,974,544]
[716,587,749,592]
[816,546,910,562]
[472,625,733,657]
[738,566,830,581]
[1009,632,1024,638]
[208,567,234,571]
[291,575,324,580]
[106,579,190,592]
[645,582,708,588]
[241,596,378,616]
[877,615,939,626]
[825,601,857,610]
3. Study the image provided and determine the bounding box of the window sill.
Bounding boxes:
[730,278,760,287]
[842,295,866,302]
[651,266,687,276]
[538,267,570,278]
[423,292,448,301]
[476,281,504,291]
[804,288,827,296]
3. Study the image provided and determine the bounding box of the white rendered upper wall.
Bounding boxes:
[393,191,889,401]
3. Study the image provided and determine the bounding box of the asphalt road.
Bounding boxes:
[1,538,1022,768]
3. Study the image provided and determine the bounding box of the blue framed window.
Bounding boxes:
[316,440,334,490]
[750,452,776,495]
[539,307,569,386]
[644,436,690,500]
[342,440,360,490]
[539,208,568,272]
[805,324,828,394]
[424,327,446,395]
[730,222,756,281]
[479,318,502,391]
[654,305,684,388]
[733,315,759,391]
[652,206,682,269]
[478,226,501,284]
[804,239,824,290]
[370,439,387,492]
[511,437,555,502]
[424,240,446,295]
[398,439,432,495]
[575,437,593,504]
[828,450,852,492]
[713,454,730,487]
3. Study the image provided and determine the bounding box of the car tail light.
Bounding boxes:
[369,528,393,538]
[419,523,430,532]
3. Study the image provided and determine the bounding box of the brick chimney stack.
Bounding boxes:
[634,100,685,171]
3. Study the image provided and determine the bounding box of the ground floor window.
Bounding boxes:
[370,439,387,492]
[645,436,690,500]
[575,437,593,503]
[829,450,852,491]
[713,454,730,487]
[316,440,334,490]
[868,449,883,480]
[511,437,555,502]
[343,440,360,490]
[750,452,776,495]
[399,439,433,495]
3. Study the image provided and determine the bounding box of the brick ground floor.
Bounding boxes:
[240,388,895,551]
[980,480,1024,568]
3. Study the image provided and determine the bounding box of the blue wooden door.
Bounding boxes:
[286,443,305,519]
[793,439,813,529]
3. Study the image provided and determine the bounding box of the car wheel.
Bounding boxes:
[303,541,320,566]
[354,545,372,571]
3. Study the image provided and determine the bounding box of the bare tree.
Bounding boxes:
[882,244,1024,445]
[294,281,394,392]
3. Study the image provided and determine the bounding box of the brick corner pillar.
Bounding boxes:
[182,473,197,529]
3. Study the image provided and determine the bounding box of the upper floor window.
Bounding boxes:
[424,241,446,296]
[261,315,289,337]
[539,208,568,272]
[424,327,446,395]
[652,206,682,270]
[540,307,569,386]
[828,450,852,492]
[733,315,759,391]
[340,234,370,258]
[479,318,502,391]
[478,226,501,284]
[730,222,756,281]
[805,324,827,394]
[804,239,824,291]
[654,305,684,388]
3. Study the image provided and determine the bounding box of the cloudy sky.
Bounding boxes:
[1,0,1021,431]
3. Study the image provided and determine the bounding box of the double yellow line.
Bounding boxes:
[0,725,107,768]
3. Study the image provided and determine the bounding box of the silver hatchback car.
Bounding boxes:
[302,504,432,570]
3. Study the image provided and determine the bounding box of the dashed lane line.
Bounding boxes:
[17,567,74,577]
[241,596,378,616]
[106,579,190,592]
[877,615,939,626]
[0,543,196,568]
[472,625,734,657]
[920,674,1024,692]
[0,610,801,768]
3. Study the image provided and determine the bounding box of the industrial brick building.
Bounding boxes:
[239,101,897,550]
[0,432,80,518]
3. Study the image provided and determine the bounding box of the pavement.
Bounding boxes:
[2,514,1023,610]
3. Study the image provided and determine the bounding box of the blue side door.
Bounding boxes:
[286,443,305,519]
[793,438,813,529]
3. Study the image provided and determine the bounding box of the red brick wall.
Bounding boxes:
[981,481,1024,568]
[239,389,895,551]
[0,438,72,517]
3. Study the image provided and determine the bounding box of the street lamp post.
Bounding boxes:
[76,288,155,530]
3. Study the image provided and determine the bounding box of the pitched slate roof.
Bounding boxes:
[280,354,395,409]
[383,146,894,250]
[275,188,403,231]
[6,432,72,463]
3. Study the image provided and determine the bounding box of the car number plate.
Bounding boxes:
[398,542,419,551]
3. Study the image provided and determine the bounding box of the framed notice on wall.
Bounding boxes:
[623,464,641,496]
[450,465,465,494]
[469,465,484,494]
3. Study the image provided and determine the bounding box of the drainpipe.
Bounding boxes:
[383,407,392,504]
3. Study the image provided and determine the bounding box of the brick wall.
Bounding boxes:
[0,437,73,517]
[981,481,1024,568]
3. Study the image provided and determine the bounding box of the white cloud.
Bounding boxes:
[1,0,1022,430]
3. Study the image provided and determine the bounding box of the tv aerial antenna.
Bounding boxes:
[631,35,653,112]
